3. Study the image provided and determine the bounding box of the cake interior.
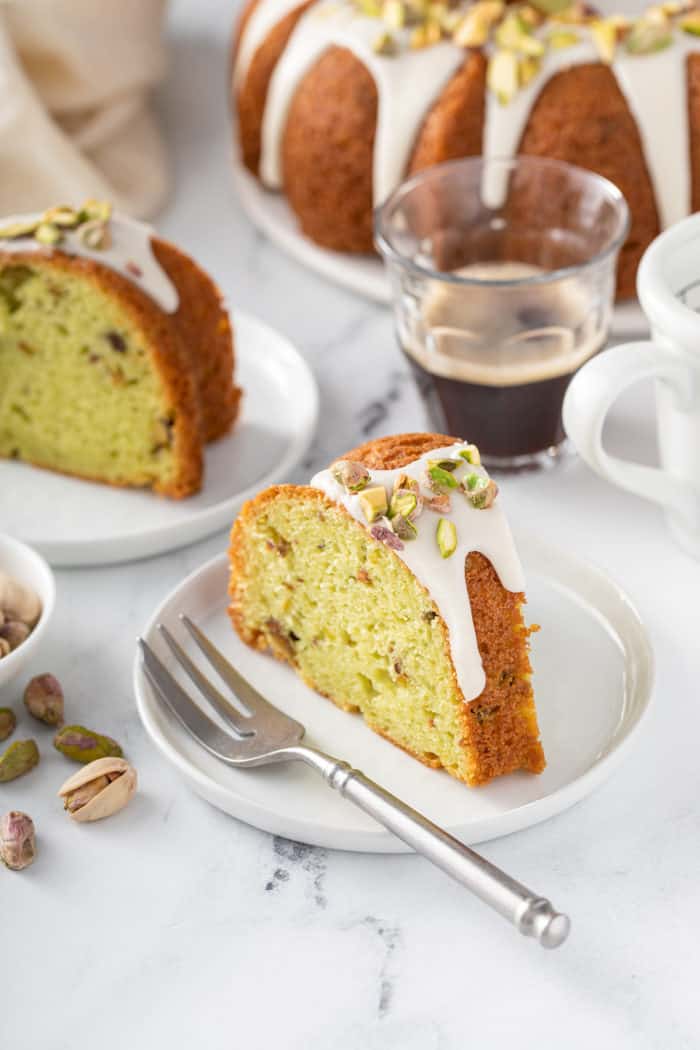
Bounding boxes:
[0,262,180,490]
[230,491,542,786]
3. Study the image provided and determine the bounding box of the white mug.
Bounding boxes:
[563,215,700,559]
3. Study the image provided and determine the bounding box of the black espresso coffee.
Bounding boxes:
[400,263,606,467]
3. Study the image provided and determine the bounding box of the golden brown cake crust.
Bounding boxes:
[152,238,240,443]
[282,46,378,253]
[235,0,313,175]
[228,431,545,785]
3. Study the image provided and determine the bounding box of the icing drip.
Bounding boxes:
[259,1,464,205]
[311,443,525,701]
[0,213,179,313]
[237,0,700,231]
[484,35,698,228]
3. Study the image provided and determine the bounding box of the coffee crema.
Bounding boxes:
[400,262,607,463]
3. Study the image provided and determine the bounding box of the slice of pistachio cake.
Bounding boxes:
[229,433,544,787]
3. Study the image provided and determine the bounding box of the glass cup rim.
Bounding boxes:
[374,155,631,289]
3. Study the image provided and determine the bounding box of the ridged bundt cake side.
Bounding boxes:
[229,432,544,787]
[232,0,700,300]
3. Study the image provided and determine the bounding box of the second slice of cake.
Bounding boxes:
[228,432,544,787]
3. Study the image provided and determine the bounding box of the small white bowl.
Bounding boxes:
[0,534,56,690]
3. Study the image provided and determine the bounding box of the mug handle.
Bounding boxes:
[562,342,700,528]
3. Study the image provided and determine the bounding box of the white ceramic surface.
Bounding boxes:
[564,214,700,559]
[133,533,653,852]
[0,534,55,688]
[232,154,648,338]
[0,311,319,567]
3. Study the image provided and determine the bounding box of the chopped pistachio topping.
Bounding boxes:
[393,472,419,493]
[427,457,458,472]
[359,485,389,523]
[0,199,114,250]
[436,518,458,558]
[426,464,459,491]
[463,475,499,509]
[390,489,419,520]
[34,223,62,246]
[392,514,418,540]
[347,0,697,103]
[373,29,397,52]
[458,444,481,465]
[331,459,371,492]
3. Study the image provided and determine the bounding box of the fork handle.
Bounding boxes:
[291,746,569,949]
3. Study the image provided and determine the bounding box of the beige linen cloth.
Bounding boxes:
[0,0,169,219]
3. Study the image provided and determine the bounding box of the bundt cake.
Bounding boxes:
[232,0,700,299]
[0,202,240,499]
[229,432,545,787]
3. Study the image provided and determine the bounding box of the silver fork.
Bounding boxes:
[139,615,570,949]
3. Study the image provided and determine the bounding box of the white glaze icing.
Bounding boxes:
[260,0,464,205]
[483,33,698,228]
[311,443,525,701]
[0,213,179,313]
[236,0,700,227]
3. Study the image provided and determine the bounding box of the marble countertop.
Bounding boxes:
[2,1,699,1047]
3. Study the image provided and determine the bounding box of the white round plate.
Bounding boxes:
[134,533,654,852]
[233,156,648,338]
[1,312,318,567]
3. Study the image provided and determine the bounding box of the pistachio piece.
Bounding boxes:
[463,473,499,509]
[0,708,16,742]
[358,485,389,523]
[436,519,458,558]
[528,0,573,12]
[680,13,700,34]
[54,725,122,764]
[34,222,62,246]
[0,620,30,650]
[0,572,41,626]
[389,489,419,520]
[80,199,113,224]
[78,220,112,251]
[0,218,40,240]
[427,458,458,472]
[548,28,579,47]
[58,757,137,823]
[519,55,541,87]
[391,515,418,541]
[373,30,397,53]
[0,811,36,870]
[43,205,80,228]
[487,49,520,104]
[590,18,618,62]
[410,19,442,47]
[330,459,371,492]
[453,1,504,47]
[0,739,39,782]
[369,522,405,551]
[424,492,452,513]
[382,0,406,28]
[24,674,64,726]
[625,16,672,54]
[458,444,481,466]
[425,465,458,492]
[495,11,545,55]
[393,472,419,493]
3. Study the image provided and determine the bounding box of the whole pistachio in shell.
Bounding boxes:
[0,811,36,870]
[54,725,122,763]
[58,757,137,822]
[0,572,41,627]
[24,673,64,726]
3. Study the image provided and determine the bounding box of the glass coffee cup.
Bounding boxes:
[375,156,629,471]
